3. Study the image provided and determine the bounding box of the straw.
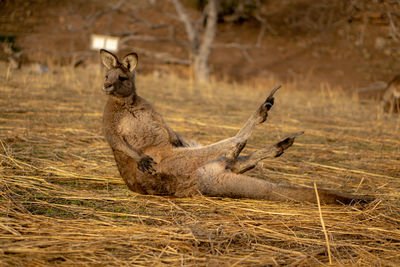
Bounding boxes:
[0,63,399,266]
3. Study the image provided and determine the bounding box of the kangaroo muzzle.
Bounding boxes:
[102,83,114,93]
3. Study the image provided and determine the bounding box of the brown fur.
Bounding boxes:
[382,74,400,113]
[100,49,373,205]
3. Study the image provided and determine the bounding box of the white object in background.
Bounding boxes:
[91,34,119,52]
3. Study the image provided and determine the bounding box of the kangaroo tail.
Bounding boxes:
[269,183,374,205]
[198,168,374,205]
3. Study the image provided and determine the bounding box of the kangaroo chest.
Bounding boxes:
[118,111,170,149]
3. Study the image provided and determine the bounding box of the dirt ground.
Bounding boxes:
[1,0,400,90]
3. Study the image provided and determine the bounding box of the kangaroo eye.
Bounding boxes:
[118,76,128,82]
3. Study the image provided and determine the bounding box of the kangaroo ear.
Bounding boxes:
[121,53,138,72]
[100,49,118,70]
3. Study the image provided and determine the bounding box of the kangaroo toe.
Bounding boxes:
[275,131,304,157]
[256,85,281,124]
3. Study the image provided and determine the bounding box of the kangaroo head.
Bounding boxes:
[100,49,138,98]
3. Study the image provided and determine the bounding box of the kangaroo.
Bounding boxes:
[100,49,373,205]
[382,74,400,113]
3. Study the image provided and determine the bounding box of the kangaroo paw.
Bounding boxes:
[257,85,280,124]
[138,156,157,174]
[275,131,304,157]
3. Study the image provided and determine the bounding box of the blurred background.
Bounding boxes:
[1,0,400,89]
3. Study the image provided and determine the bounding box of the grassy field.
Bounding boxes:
[0,62,399,266]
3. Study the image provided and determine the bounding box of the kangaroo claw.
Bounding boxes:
[264,85,281,111]
[266,85,281,102]
[289,131,305,138]
[138,156,157,174]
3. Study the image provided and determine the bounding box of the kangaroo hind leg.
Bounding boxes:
[166,86,281,169]
[222,86,281,160]
[196,159,305,201]
[229,131,304,174]
[235,85,280,142]
[195,156,373,204]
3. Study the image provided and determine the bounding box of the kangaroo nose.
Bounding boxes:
[102,83,113,92]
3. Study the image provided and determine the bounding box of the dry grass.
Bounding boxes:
[0,62,399,266]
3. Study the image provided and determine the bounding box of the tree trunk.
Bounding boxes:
[192,0,218,83]
[193,53,210,83]
[170,0,218,83]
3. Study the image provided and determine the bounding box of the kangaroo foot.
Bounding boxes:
[235,85,282,142]
[275,131,304,157]
[229,132,304,174]
[257,85,280,124]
